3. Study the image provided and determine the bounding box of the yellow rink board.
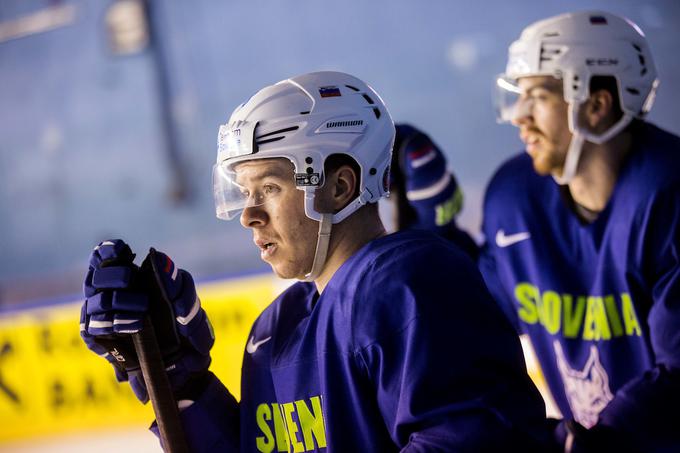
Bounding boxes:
[0,273,280,442]
[0,272,557,444]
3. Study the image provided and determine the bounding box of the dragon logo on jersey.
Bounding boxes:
[553,341,613,428]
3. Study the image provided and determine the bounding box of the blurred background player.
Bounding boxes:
[80,71,553,451]
[388,124,478,259]
[481,10,680,452]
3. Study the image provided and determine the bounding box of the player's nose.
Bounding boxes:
[240,204,267,228]
[510,99,534,127]
[511,111,533,127]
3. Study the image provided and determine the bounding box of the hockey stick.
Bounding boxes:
[95,244,189,451]
[132,317,190,453]
[131,247,193,453]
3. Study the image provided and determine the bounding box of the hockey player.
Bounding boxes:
[483,11,680,452]
[388,124,478,259]
[80,71,553,451]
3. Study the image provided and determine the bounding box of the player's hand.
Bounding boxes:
[394,124,464,229]
[80,240,215,403]
[80,239,147,396]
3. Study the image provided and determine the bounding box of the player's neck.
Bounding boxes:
[568,130,633,213]
[314,207,386,293]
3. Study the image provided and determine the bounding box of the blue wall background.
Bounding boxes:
[1,0,679,304]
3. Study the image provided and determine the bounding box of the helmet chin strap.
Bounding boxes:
[299,185,374,282]
[302,213,333,282]
[552,102,634,185]
[299,184,373,282]
[552,131,584,185]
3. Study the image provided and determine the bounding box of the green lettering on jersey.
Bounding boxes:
[256,404,275,453]
[621,293,642,336]
[515,283,539,324]
[512,284,643,341]
[295,396,327,450]
[562,294,586,338]
[540,290,561,334]
[603,295,624,337]
[272,403,290,451]
[583,297,611,340]
[281,402,304,452]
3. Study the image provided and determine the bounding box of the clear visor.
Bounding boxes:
[494,74,526,123]
[212,161,278,221]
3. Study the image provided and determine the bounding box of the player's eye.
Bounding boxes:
[528,89,549,102]
[263,184,280,196]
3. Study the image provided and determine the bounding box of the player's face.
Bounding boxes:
[512,76,572,176]
[236,158,319,279]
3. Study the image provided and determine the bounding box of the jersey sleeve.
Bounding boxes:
[476,162,525,333]
[352,243,552,451]
[478,240,520,332]
[444,222,480,262]
[595,188,680,451]
[150,373,241,451]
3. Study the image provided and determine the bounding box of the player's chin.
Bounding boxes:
[529,152,556,175]
[269,262,304,280]
[530,158,552,176]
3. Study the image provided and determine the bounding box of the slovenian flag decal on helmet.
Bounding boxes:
[319,86,341,97]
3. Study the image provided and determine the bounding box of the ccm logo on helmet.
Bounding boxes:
[586,58,619,66]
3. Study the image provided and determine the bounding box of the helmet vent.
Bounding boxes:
[373,108,381,119]
[256,126,299,140]
[626,87,640,96]
[540,44,562,63]
[589,15,608,25]
[345,84,360,91]
[362,94,375,105]
[300,111,310,115]
[256,136,285,146]
[543,32,559,38]
[632,45,649,76]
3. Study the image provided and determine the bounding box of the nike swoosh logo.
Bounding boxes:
[495,229,531,248]
[246,335,271,354]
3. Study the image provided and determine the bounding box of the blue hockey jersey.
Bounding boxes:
[169,229,552,452]
[479,122,680,451]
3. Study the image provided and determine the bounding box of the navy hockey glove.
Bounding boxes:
[80,239,148,400]
[80,240,215,403]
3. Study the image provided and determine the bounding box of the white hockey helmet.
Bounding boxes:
[213,71,395,223]
[495,11,659,183]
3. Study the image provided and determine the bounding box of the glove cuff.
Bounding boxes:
[174,370,216,402]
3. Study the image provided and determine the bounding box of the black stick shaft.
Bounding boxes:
[132,318,190,453]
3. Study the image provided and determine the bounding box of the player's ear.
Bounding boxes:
[316,165,358,213]
[584,89,615,132]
